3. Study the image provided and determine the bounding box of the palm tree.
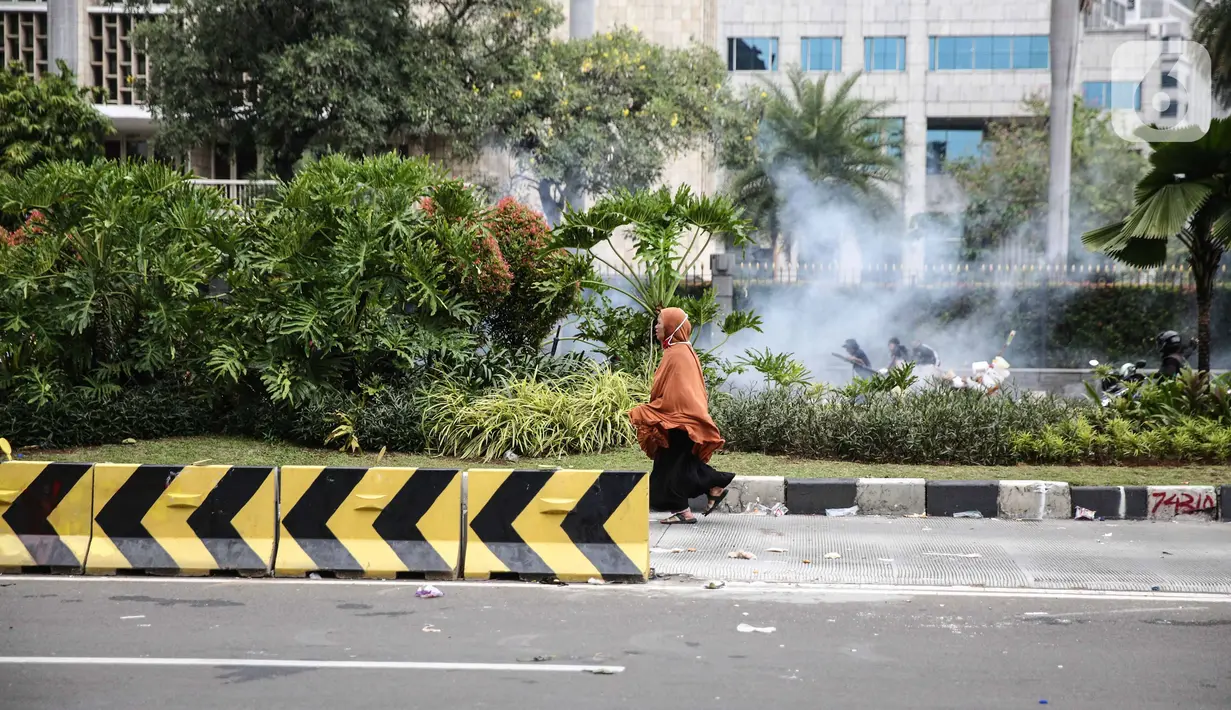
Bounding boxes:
[1082,119,1231,373]
[1046,0,1096,264]
[728,69,901,277]
[1194,0,1231,107]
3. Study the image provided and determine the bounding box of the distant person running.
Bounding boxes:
[630,307,733,524]
[888,337,911,370]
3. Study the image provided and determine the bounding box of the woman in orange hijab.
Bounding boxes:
[629,307,734,524]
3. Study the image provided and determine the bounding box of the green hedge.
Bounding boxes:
[711,386,1084,465]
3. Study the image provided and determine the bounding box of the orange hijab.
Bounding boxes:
[628,307,725,463]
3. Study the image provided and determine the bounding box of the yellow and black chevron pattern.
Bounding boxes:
[465,469,649,582]
[0,461,94,571]
[275,466,462,578]
[86,464,276,575]
[0,461,650,581]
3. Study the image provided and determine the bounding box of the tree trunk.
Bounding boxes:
[538,179,564,227]
[1046,0,1082,265]
[1191,245,1219,375]
[274,154,297,182]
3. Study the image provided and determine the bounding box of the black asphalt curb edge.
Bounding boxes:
[925,480,999,519]
[784,479,857,515]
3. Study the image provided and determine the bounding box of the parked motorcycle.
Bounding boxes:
[1089,359,1146,405]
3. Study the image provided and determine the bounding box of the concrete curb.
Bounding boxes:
[711,477,1226,521]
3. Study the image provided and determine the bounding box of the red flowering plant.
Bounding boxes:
[485,197,587,350]
[419,186,513,304]
[0,209,48,247]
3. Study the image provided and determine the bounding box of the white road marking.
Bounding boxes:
[3,575,1230,603]
[0,656,625,674]
[1022,606,1205,618]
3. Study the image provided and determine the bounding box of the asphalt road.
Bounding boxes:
[1,577,1228,709]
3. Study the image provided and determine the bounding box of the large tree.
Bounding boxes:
[498,27,728,225]
[1083,119,1231,373]
[0,62,112,177]
[950,97,1149,257]
[1194,0,1231,107]
[723,69,901,273]
[134,0,559,178]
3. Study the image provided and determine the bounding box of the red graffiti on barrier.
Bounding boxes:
[1150,491,1217,516]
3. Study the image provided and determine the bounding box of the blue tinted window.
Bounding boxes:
[1084,81,1143,110]
[992,37,1012,69]
[952,37,975,70]
[1029,36,1050,69]
[926,129,984,174]
[728,37,779,71]
[973,37,994,70]
[865,37,905,71]
[802,37,841,72]
[929,35,1049,71]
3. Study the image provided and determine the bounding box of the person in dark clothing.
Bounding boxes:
[1155,330,1193,379]
[912,341,939,366]
[842,339,872,369]
[888,337,911,369]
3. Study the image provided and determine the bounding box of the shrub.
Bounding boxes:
[0,62,112,177]
[0,381,217,449]
[1013,414,1231,464]
[712,385,1083,465]
[485,197,588,351]
[1092,370,1231,427]
[421,363,649,460]
[0,160,240,404]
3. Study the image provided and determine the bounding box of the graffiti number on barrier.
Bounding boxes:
[1150,491,1216,516]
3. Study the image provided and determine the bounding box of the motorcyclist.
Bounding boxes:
[1155,330,1194,379]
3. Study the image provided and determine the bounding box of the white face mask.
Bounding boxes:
[666,314,688,346]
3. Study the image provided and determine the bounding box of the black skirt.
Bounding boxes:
[649,428,735,513]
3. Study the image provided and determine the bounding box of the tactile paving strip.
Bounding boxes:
[650,515,1231,593]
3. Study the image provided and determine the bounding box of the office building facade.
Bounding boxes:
[2,0,1214,231]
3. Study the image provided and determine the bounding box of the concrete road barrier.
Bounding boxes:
[855,478,926,516]
[997,481,1071,520]
[464,469,649,582]
[1145,485,1218,521]
[0,461,94,573]
[87,464,277,576]
[275,466,463,579]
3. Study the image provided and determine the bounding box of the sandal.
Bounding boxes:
[703,489,729,517]
[659,511,697,525]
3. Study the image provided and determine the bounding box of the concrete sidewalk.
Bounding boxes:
[650,515,1231,594]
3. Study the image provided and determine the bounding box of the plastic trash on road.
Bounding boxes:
[728,550,757,560]
[742,500,788,517]
[415,585,444,598]
[737,624,777,634]
[704,580,726,590]
[1074,506,1096,521]
[953,510,984,519]
[826,506,859,517]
